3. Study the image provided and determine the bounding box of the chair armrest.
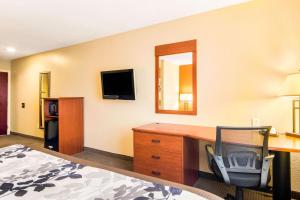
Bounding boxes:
[205,144,214,170]
[264,155,275,160]
[205,144,214,159]
[205,144,231,184]
[260,154,274,188]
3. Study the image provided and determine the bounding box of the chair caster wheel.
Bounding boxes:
[224,194,235,200]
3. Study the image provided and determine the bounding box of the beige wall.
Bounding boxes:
[11,0,300,191]
[0,59,10,71]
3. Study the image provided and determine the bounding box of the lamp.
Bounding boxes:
[282,72,300,135]
[179,93,193,111]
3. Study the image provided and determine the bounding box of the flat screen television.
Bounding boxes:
[100,69,135,100]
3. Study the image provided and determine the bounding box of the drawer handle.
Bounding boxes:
[151,171,161,176]
[151,155,160,160]
[151,139,160,144]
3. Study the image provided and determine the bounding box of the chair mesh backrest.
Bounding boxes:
[215,126,271,171]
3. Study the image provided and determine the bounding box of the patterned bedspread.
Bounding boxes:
[0,145,208,200]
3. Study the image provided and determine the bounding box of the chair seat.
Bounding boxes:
[227,172,261,187]
[211,160,266,188]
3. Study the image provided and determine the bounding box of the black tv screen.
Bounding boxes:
[101,69,135,100]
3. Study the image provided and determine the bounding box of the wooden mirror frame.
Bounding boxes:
[155,40,197,115]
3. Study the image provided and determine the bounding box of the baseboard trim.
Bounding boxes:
[9,131,132,161]
[84,147,133,161]
[10,131,44,141]
[198,171,300,199]
[293,191,300,199]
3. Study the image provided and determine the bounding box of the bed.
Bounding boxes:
[0,144,222,200]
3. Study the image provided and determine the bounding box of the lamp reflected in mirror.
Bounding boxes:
[180,93,193,111]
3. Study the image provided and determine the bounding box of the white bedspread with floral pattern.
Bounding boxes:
[0,145,208,200]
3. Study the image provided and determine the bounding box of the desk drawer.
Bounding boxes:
[134,161,183,183]
[134,131,183,183]
[132,124,200,186]
[134,149,183,183]
[134,131,183,153]
[134,146,182,169]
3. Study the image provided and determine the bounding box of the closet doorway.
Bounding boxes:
[0,72,8,135]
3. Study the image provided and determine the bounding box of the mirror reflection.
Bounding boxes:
[158,52,193,111]
[39,72,51,128]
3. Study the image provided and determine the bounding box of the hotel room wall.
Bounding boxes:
[0,59,10,71]
[11,0,300,191]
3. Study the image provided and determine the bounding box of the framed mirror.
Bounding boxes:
[39,72,51,128]
[155,40,197,115]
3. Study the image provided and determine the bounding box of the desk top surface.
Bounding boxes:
[133,123,300,153]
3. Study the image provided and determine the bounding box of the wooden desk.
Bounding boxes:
[133,123,300,200]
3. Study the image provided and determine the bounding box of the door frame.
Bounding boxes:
[0,70,10,135]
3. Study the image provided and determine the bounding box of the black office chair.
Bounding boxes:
[205,126,274,200]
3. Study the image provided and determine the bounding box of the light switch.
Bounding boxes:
[251,117,260,127]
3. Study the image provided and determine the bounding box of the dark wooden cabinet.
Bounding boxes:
[133,124,199,186]
[44,97,84,155]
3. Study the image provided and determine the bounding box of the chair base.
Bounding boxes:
[225,194,235,200]
[235,187,244,200]
[224,187,244,200]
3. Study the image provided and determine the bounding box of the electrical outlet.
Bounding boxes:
[251,118,260,127]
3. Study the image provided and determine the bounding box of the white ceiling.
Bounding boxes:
[0,0,249,60]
